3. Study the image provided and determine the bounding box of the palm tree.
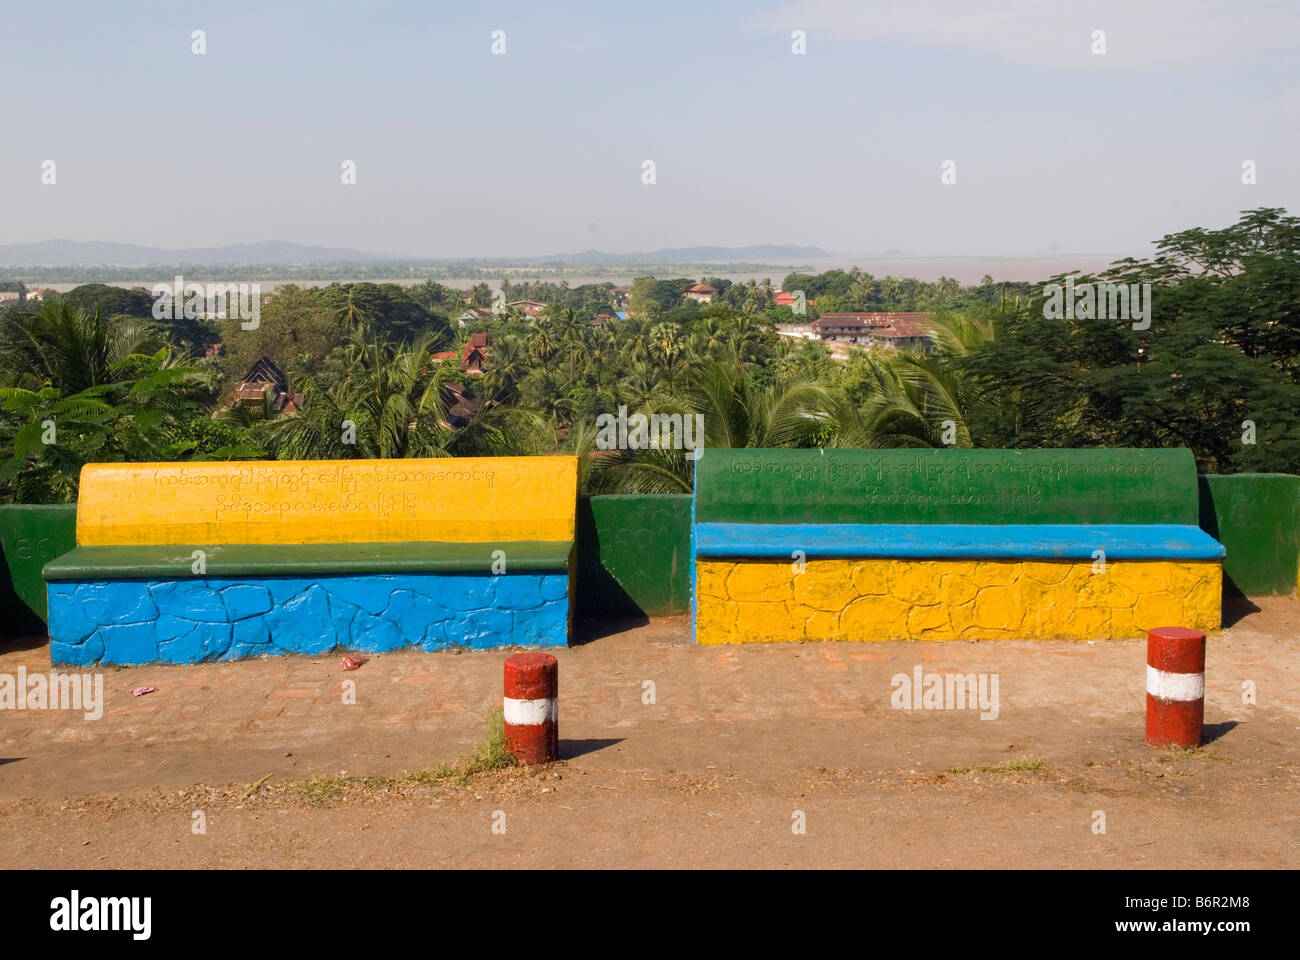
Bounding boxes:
[827,351,966,447]
[832,313,996,448]
[265,326,554,461]
[617,360,662,411]
[446,401,553,459]
[689,316,727,357]
[670,357,837,449]
[0,350,210,501]
[650,321,682,380]
[585,357,842,493]
[483,334,528,399]
[335,287,369,331]
[772,336,835,383]
[527,317,557,367]
[586,444,697,494]
[621,321,652,366]
[518,366,572,424]
[0,296,168,393]
[923,310,997,356]
[583,328,618,390]
[264,330,450,459]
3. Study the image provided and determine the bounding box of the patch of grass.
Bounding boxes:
[979,757,1045,774]
[286,773,391,805]
[241,772,274,799]
[945,766,968,775]
[400,706,517,786]
[467,705,516,774]
[1157,745,1224,764]
[282,707,517,804]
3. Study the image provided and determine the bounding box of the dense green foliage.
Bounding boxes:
[958,208,1300,473]
[1,208,1297,503]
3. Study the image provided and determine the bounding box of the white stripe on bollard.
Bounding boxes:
[503,696,558,726]
[1145,666,1204,702]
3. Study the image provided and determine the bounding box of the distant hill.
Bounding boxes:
[0,240,829,268]
[0,239,398,267]
[547,245,828,263]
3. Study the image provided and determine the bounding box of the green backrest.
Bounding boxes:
[694,448,1199,526]
[0,504,78,631]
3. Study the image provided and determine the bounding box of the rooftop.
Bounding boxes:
[810,312,936,340]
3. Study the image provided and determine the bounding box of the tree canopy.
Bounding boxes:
[2,208,1297,502]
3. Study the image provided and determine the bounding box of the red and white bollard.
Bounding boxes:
[1145,626,1205,748]
[503,652,558,764]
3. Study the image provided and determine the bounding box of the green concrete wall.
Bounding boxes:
[4,472,1293,639]
[0,504,77,634]
[695,448,1198,525]
[576,495,691,617]
[1,497,693,633]
[1199,474,1300,596]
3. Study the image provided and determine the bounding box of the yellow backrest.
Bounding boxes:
[76,457,579,546]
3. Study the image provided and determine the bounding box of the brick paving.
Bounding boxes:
[1,597,1298,867]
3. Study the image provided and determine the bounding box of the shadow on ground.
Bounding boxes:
[1202,721,1239,744]
[570,617,649,645]
[1221,592,1262,628]
[0,635,48,656]
[559,738,624,760]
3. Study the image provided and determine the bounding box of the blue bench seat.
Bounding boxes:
[695,523,1226,561]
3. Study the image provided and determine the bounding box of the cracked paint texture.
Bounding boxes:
[694,558,1221,644]
[47,572,568,665]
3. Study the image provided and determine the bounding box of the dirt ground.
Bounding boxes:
[2,594,1298,869]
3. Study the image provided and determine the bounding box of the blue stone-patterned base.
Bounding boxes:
[47,572,569,665]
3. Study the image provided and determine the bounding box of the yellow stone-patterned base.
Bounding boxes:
[695,558,1221,644]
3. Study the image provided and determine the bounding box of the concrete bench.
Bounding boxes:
[692,448,1225,643]
[44,457,577,664]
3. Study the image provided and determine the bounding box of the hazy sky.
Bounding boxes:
[2,0,1297,258]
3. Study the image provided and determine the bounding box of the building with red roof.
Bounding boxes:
[461,333,490,375]
[808,312,936,353]
[233,357,303,415]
